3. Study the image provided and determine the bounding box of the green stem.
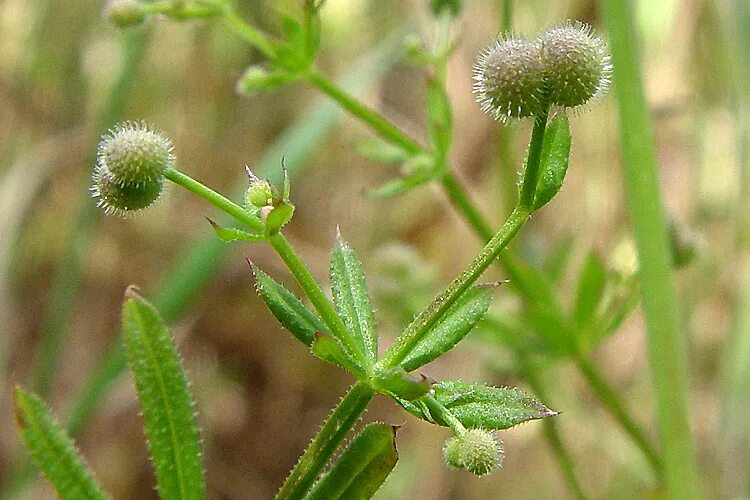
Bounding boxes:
[307,70,424,155]
[602,2,701,498]
[515,355,586,500]
[163,168,368,367]
[163,168,264,233]
[575,356,662,474]
[276,382,374,500]
[267,233,368,369]
[222,8,277,60]
[423,395,467,436]
[381,205,529,368]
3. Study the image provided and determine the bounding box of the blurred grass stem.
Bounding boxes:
[602,1,701,497]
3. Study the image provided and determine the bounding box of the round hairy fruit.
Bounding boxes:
[473,36,546,123]
[538,21,612,109]
[91,168,164,217]
[97,121,174,187]
[443,429,504,477]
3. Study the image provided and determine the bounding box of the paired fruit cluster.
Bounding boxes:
[91,122,174,217]
[473,21,612,123]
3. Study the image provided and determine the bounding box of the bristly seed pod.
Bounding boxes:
[473,35,546,123]
[538,21,612,110]
[91,167,164,217]
[443,428,504,477]
[96,121,175,187]
[91,121,173,216]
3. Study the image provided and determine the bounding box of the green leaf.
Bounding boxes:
[264,202,295,236]
[400,285,494,372]
[573,252,607,328]
[207,218,265,242]
[311,333,367,379]
[532,114,571,211]
[330,235,378,364]
[14,387,109,500]
[371,367,430,401]
[237,66,296,94]
[356,139,410,164]
[305,423,397,500]
[121,288,206,500]
[253,266,325,346]
[396,380,558,430]
[366,174,430,199]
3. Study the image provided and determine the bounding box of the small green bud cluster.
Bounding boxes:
[91,121,174,217]
[103,0,145,28]
[443,429,504,477]
[473,21,611,123]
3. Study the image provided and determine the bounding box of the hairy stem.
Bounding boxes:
[276,382,374,500]
[163,168,368,367]
[267,233,368,369]
[381,205,530,368]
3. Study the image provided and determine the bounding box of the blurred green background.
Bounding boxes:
[1,0,747,498]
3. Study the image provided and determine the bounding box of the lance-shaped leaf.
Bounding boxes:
[311,333,367,379]
[395,380,558,430]
[532,114,571,211]
[400,285,494,372]
[121,288,206,500]
[253,266,325,346]
[207,218,265,243]
[305,423,398,500]
[14,387,109,500]
[330,235,378,364]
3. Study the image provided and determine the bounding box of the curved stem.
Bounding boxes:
[307,70,424,155]
[222,8,277,60]
[575,355,662,474]
[276,382,374,500]
[163,168,264,233]
[515,355,587,500]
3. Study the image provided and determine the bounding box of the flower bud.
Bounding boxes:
[96,121,175,187]
[91,167,164,217]
[243,167,277,211]
[103,0,145,28]
[473,35,547,123]
[538,21,612,109]
[443,429,503,477]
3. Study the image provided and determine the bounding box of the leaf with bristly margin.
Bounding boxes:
[265,202,295,236]
[400,285,494,372]
[206,218,265,243]
[330,235,378,365]
[395,380,558,430]
[253,266,325,347]
[311,333,366,379]
[532,114,571,211]
[14,387,109,500]
[122,288,206,500]
[305,423,398,500]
